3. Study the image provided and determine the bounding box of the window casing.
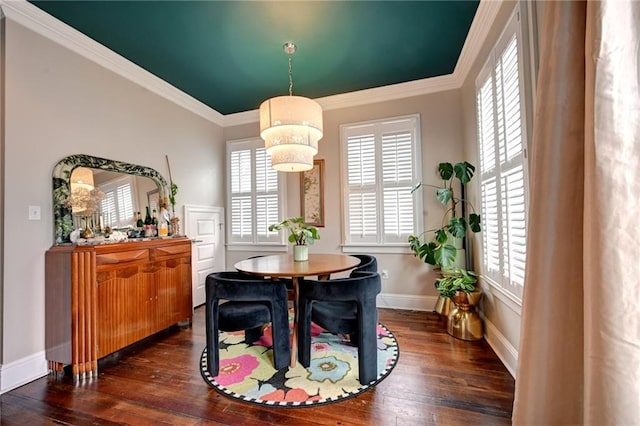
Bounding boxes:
[475,5,532,301]
[340,114,423,253]
[226,138,286,250]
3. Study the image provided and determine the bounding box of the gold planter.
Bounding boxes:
[433,295,454,317]
[447,290,483,341]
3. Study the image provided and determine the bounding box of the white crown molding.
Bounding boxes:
[1,0,497,129]
[224,110,260,128]
[452,0,504,87]
[0,0,225,126]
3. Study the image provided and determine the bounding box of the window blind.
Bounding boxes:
[99,177,135,228]
[227,139,283,246]
[342,115,422,248]
[476,9,529,300]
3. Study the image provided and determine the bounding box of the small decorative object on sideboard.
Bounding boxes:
[268,217,320,261]
[64,181,105,239]
[165,154,180,236]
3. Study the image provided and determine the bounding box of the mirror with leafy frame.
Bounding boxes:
[52,154,169,244]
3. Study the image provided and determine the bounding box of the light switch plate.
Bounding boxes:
[28,205,41,220]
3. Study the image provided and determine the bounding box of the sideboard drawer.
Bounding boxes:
[96,249,149,269]
[151,242,191,260]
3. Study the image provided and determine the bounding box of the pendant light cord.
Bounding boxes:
[288,55,293,96]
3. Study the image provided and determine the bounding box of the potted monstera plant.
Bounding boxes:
[436,268,484,341]
[408,161,481,271]
[408,162,483,338]
[269,217,320,262]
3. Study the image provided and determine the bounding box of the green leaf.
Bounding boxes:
[448,217,467,239]
[435,244,457,269]
[469,213,481,233]
[436,188,452,205]
[424,242,437,265]
[453,161,475,184]
[438,163,454,180]
[408,234,421,253]
[435,229,448,244]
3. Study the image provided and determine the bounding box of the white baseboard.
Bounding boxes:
[377,292,439,312]
[0,351,49,394]
[484,318,518,378]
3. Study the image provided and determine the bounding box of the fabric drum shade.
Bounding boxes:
[259,95,323,172]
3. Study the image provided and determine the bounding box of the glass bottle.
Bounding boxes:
[158,208,169,237]
[136,212,144,228]
[144,207,152,226]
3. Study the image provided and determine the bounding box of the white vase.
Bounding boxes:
[293,245,308,262]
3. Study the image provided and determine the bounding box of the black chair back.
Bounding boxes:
[205,271,290,376]
[297,270,381,384]
[351,254,378,275]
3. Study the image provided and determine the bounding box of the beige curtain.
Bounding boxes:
[513,1,640,425]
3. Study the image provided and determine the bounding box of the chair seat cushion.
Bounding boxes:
[219,301,271,331]
[312,301,358,334]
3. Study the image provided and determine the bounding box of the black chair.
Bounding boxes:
[205,271,291,376]
[297,270,382,385]
[351,254,378,274]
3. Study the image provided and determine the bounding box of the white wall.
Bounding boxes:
[1,18,224,391]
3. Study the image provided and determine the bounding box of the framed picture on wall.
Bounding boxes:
[300,159,325,227]
[147,189,159,213]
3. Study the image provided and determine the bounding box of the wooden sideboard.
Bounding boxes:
[45,237,193,379]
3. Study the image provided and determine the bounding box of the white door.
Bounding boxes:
[185,205,225,307]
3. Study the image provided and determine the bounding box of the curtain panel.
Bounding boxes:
[513,1,640,424]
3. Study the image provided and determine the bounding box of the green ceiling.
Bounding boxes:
[30,1,479,115]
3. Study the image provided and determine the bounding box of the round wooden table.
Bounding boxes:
[234,253,360,367]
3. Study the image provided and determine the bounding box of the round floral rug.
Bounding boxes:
[199,319,399,407]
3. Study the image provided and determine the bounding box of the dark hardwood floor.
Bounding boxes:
[0,307,514,425]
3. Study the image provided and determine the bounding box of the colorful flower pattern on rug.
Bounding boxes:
[200,319,399,407]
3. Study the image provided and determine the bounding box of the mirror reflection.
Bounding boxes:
[69,167,158,232]
[53,154,171,244]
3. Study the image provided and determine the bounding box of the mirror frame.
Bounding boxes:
[52,154,169,244]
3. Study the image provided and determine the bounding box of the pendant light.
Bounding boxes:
[259,42,323,172]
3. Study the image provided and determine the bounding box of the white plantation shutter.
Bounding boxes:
[341,115,422,248]
[476,8,529,300]
[346,134,377,243]
[227,139,283,247]
[99,176,135,228]
[115,183,134,222]
[381,131,415,243]
[255,148,279,242]
[101,191,117,226]
[230,149,253,242]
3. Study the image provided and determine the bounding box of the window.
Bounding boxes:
[475,5,531,300]
[99,175,136,228]
[340,114,422,252]
[226,138,285,250]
